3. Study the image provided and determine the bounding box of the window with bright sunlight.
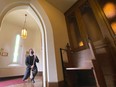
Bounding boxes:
[13,34,20,63]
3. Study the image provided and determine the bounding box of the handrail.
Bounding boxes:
[60,48,67,51]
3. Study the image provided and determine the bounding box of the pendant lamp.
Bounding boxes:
[21,14,27,39]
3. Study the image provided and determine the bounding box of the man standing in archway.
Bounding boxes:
[22,48,39,83]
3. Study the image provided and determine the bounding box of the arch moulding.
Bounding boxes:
[0,0,58,86]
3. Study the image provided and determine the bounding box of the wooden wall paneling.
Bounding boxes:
[94,39,116,87]
[65,0,90,51]
[88,39,107,87]
[92,59,107,87]
[75,8,89,49]
[90,0,116,71]
[65,13,87,51]
[66,14,79,50]
[79,1,103,42]
[88,0,109,39]
[95,0,116,38]
[65,0,87,16]
[64,0,116,86]
[89,0,116,47]
[88,1,116,86]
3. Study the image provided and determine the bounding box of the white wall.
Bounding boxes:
[0,67,25,78]
[0,16,42,77]
[34,30,43,71]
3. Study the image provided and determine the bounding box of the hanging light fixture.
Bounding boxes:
[21,14,27,39]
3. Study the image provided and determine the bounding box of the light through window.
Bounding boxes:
[13,34,20,63]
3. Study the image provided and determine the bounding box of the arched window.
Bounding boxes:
[13,34,20,63]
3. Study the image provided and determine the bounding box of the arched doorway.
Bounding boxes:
[0,0,57,87]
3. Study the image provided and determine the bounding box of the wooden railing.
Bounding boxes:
[92,59,107,87]
[88,39,107,87]
[60,39,107,87]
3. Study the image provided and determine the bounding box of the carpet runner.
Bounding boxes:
[0,78,25,87]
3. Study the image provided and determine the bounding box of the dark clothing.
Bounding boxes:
[26,55,39,68]
[23,55,39,81]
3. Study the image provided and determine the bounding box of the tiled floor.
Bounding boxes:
[5,76,43,87]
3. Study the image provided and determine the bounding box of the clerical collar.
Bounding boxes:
[30,54,34,56]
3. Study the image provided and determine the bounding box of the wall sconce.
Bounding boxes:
[79,41,84,47]
[103,2,116,19]
[111,22,116,34]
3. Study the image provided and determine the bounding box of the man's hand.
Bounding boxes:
[31,65,34,69]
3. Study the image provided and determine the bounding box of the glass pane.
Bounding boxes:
[67,13,84,50]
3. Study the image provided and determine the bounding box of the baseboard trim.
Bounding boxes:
[47,80,65,87]
[0,75,23,81]
[0,71,43,80]
[38,71,43,76]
